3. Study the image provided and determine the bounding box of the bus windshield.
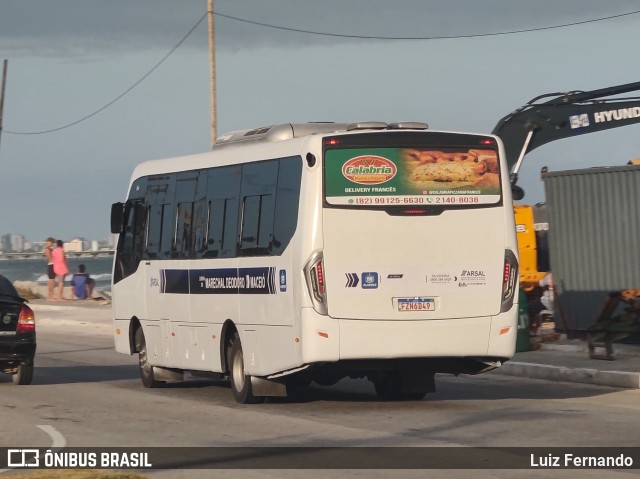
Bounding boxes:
[324,145,502,207]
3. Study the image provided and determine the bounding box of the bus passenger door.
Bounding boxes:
[236,160,298,376]
[141,173,188,368]
[113,200,150,351]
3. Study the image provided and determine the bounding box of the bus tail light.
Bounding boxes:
[17,305,36,333]
[501,249,518,312]
[304,252,328,315]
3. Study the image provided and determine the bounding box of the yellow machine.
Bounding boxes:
[514,204,546,291]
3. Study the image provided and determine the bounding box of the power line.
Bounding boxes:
[215,8,640,40]
[5,8,640,135]
[5,12,208,135]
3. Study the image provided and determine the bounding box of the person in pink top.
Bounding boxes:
[52,239,69,301]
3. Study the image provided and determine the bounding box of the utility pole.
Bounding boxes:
[0,59,7,153]
[207,0,217,146]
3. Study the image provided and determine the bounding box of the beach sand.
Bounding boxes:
[13,280,111,305]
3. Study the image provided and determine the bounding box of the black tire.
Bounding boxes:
[135,327,163,388]
[12,361,34,385]
[402,391,427,401]
[372,372,427,401]
[372,372,402,400]
[227,333,264,404]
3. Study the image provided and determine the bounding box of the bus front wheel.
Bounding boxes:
[227,333,265,404]
[135,327,163,388]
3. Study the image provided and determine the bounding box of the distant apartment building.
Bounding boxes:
[11,235,25,252]
[64,238,88,252]
[0,234,110,254]
[0,234,11,253]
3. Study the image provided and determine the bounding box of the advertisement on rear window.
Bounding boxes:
[325,147,501,206]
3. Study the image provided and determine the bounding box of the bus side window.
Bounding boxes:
[238,161,278,256]
[134,204,148,264]
[172,173,198,259]
[146,204,164,259]
[159,203,175,259]
[221,196,240,258]
[257,193,275,252]
[144,174,175,260]
[240,195,261,250]
[272,156,302,255]
[175,202,194,258]
[192,199,208,256]
[239,193,275,255]
[204,199,225,258]
[192,172,208,257]
[114,202,148,283]
[205,165,241,259]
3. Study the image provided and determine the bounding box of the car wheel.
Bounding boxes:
[135,327,163,388]
[227,333,264,404]
[12,361,34,385]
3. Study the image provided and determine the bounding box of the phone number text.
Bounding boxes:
[354,196,480,205]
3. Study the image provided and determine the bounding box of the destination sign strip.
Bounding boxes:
[160,267,277,295]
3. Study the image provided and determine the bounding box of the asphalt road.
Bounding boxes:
[1,305,640,478]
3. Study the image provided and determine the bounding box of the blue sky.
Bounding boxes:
[1,0,640,241]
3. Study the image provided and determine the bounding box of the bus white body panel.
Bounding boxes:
[323,207,506,320]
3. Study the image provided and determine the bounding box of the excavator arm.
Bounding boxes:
[493,80,640,300]
[492,80,640,186]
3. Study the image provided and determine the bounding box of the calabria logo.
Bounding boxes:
[342,156,397,185]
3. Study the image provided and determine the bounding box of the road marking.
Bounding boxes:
[37,425,67,448]
[0,425,67,474]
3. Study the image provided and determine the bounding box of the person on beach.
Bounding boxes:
[51,239,69,301]
[44,237,55,301]
[70,264,95,300]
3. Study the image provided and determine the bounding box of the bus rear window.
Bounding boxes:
[324,147,501,207]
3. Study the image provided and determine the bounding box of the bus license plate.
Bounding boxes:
[397,298,435,311]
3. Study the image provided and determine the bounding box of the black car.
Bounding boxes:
[0,275,36,385]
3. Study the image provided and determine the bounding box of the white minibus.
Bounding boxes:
[111,122,519,403]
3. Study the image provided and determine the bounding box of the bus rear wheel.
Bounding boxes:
[372,372,402,400]
[135,327,163,388]
[227,333,265,404]
[372,372,427,401]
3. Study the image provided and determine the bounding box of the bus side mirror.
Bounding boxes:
[511,185,525,201]
[111,202,125,234]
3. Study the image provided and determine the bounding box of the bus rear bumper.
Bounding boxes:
[300,306,517,367]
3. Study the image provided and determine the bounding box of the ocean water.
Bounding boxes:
[0,256,113,291]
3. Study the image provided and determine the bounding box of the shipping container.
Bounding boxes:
[541,164,640,332]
